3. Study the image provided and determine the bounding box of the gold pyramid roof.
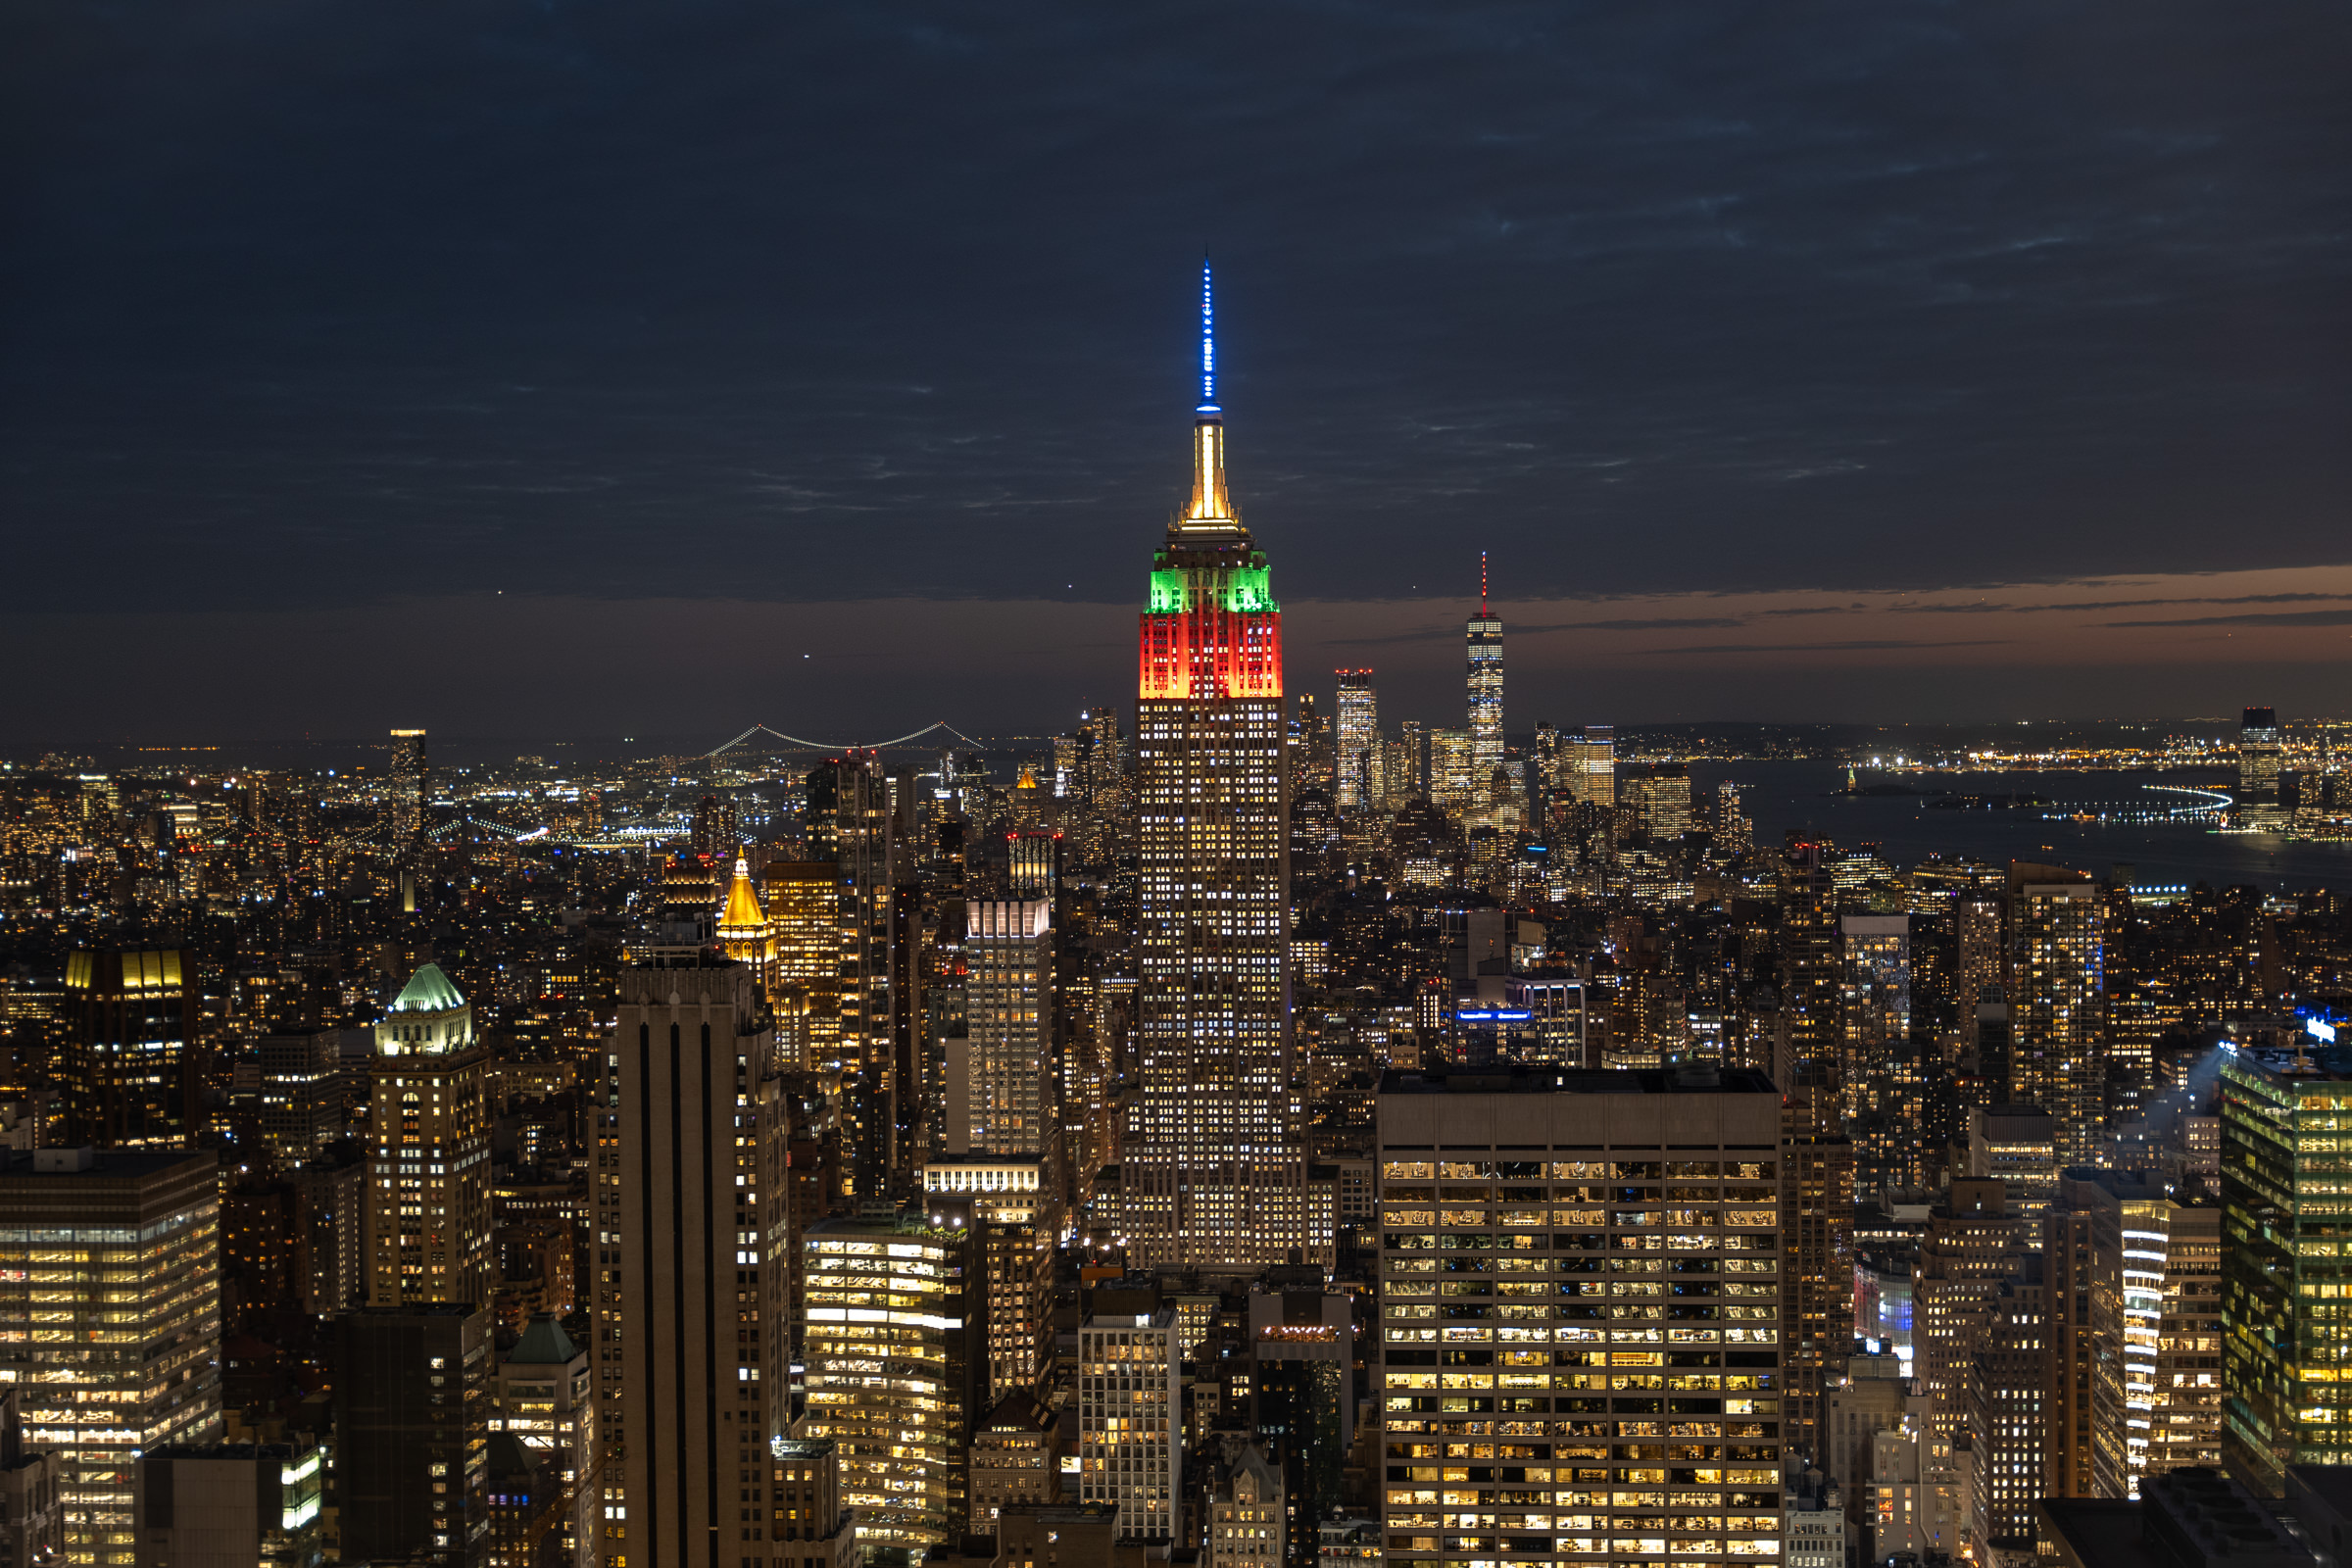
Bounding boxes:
[718,857,768,931]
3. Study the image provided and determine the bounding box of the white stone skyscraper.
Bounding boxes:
[1078,1306,1183,1537]
[1123,261,1309,1266]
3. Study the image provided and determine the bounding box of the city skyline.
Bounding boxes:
[10,8,2352,1568]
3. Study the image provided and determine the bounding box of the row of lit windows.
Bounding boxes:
[1385,1163,1777,1181]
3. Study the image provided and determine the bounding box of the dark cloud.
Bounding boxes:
[2053,592,2352,612]
[1554,617,1749,632]
[0,0,2345,722]
[1639,639,2011,655]
[1323,624,1459,647]
[1321,612,1734,645]
[2101,609,2352,628]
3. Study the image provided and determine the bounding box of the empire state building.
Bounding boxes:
[1123,263,1310,1265]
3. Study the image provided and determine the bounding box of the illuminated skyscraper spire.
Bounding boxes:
[1198,256,1218,416]
[1184,257,1234,528]
[1467,554,1504,805]
[1130,261,1304,1267]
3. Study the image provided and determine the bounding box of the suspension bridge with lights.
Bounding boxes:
[703,720,991,758]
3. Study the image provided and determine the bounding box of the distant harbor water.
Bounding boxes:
[1690,761,2352,893]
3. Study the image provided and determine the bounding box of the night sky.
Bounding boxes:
[5,1,2349,743]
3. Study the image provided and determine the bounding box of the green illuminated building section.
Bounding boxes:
[1145,558,1279,614]
[1225,564,1274,612]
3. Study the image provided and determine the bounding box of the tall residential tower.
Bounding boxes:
[1124,262,1307,1266]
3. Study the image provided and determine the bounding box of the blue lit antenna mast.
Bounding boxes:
[1198,258,1218,416]
[1181,256,1235,525]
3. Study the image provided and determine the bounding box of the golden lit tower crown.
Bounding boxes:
[716,855,776,985]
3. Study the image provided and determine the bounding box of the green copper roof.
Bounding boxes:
[506,1311,580,1365]
[388,961,466,1013]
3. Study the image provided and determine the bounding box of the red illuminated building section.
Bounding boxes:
[1137,599,1283,701]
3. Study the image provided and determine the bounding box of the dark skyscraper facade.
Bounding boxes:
[62,947,200,1148]
[606,958,791,1564]
[1124,264,1307,1266]
[337,1303,490,1568]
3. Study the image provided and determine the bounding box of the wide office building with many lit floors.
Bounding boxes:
[1559,728,1614,810]
[1376,1065,1786,1568]
[1122,262,1312,1268]
[799,1204,982,1549]
[0,1147,221,1568]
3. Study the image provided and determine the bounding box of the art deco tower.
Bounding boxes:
[365,962,491,1309]
[1124,262,1305,1265]
[1465,554,1503,803]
